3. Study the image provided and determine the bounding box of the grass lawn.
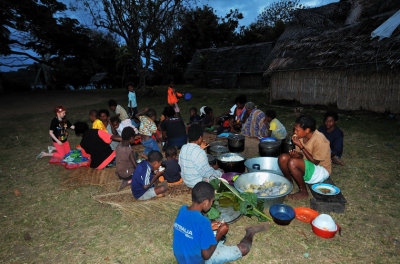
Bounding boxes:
[0,86,399,263]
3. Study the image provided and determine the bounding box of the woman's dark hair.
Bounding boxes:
[324,111,339,122]
[110,116,121,124]
[188,124,203,142]
[189,107,197,113]
[163,105,176,118]
[146,108,156,118]
[235,94,247,105]
[108,99,117,107]
[265,110,276,119]
[148,151,163,162]
[165,145,177,157]
[74,122,89,136]
[121,127,136,140]
[98,109,109,117]
[295,115,316,132]
[192,182,215,204]
[204,106,213,115]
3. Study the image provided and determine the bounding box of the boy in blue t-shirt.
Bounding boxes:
[127,83,138,117]
[131,151,167,200]
[173,182,269,264]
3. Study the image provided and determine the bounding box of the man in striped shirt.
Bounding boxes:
[179,125,222,188]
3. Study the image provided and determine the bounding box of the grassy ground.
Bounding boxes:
[0,86,399,263]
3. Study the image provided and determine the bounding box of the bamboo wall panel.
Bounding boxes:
[270,70,400,113]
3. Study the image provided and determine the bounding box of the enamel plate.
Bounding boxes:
[311,183,340,196]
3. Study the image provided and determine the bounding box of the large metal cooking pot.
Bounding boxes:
[209,145,229,156]
[259,140,281,157]
[216,152,246,173]
[234,171,293,209]
[228,134,245,153]
[207,141,228,154]
[244,157,283,175]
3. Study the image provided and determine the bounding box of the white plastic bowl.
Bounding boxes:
[312,214,337,232]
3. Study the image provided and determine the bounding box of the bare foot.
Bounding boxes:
[288,192,308,200]
[245,222,270,234]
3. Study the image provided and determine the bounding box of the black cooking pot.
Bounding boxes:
[216,153,246,173]
[209,145,229,156]
[228,134,245,153]
[259,140,282,157]
[207,154,217,166]
[207,141,228,154]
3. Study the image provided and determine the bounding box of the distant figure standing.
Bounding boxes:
[167,81,183,113]
[127,83,138,117]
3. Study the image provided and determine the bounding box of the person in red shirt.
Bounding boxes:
[167,81,183,113]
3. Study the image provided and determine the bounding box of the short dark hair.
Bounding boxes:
[165,145,177,157]
[108,99,117,107]
[121,127,136,140]
[192,182,215,203]
[110,116,121,124]
[189,107,197,113]
[236,94,247,105]
[89,109,98,116]
[204,107,213,115]
[188,124,203,142]
[127,82,135,88]
[324,111,339,122]
[265,110,276,119]
[74,122,89,136]
[148,151,163,162]
[163,105,176,118]
[98,109,109,117]
[146,108,156,118]
[295,115,316,132]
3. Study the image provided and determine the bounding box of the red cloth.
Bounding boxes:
[52,141,70,160]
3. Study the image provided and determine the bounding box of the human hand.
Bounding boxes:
[143,184,150,189]
[200,141,209,149]
[57,141,63,146]
[291,134,301,147]
[289,150,302,158]
[216,223,229,237]
[211,221,221,231]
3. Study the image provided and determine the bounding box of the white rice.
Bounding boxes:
[220,156,244,162]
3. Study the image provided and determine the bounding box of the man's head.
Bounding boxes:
[189,107,197,117]
[89,109,98,122]
[110,116,121,129]
[98,109,109,122]
[323,112,338,130]
[192,182,215,212]
[188,124,203,145]
[204,107,213,117]
[165,145,177,159]
[163,105,176,118]
[146,108,157,121]
[244,102,255,112]
[127,83,134,92]
[235,94,247,108]
[108,99,117,111]
[294,115,316,138]
[121,127,136,144]
[264,110,276,123]
[148,150,163,171]
[74,122,89,136]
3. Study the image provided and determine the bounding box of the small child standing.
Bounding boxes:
[108,99,129,121]
[38,106,74,160]
[131,150,168,200]
[116,127,138,191]
[127,83,138,117]
[89,109,107,131]
[160,146,182,184]
[167,81,183,113]
[138,108,161,155]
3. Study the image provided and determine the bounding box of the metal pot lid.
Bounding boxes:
[259,140,281,147]
[210,145,229,152]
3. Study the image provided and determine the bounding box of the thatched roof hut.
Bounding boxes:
[185,42,274,89]
[265,0,400,113]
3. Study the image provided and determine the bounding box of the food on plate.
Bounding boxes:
[220,155,245,162]
[318,188,331,193]
[243,181,289,196]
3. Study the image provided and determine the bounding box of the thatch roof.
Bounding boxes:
[185,42,274,81]
[265,0,400,75]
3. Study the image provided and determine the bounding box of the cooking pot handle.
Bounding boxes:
[252,164,260,170]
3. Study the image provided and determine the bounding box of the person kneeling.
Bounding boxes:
[278,115,331,200]
[131,150,167,200]
[173,182,269,264]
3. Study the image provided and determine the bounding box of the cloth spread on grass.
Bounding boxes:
[49,148,90,169]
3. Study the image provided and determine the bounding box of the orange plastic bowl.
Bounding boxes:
[311,222,340,239]
[294,207,319,223]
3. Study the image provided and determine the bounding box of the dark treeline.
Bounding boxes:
[0,0,303,92]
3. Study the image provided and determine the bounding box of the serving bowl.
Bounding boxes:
[244,157,283,175]
[312,214,337,231]
[234,172,293,209]
[269,204,295,225]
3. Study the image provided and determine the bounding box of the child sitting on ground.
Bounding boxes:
[89,109,107,131]
[189,107,202,125]
[160,146,182,184]
[110,116,139,136]
[173,181,269,264]
[131,150,168,200]
[318,112,344,166]
[263,110,287,140]
[116,127,138,191]
[201,107,215,131]
[108,99,129,121]
[37,106,75,160]
[137,108,161,155]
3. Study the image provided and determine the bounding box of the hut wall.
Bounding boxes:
[270,70,400,113]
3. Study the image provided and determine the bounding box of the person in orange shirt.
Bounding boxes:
[167,81,183,113]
